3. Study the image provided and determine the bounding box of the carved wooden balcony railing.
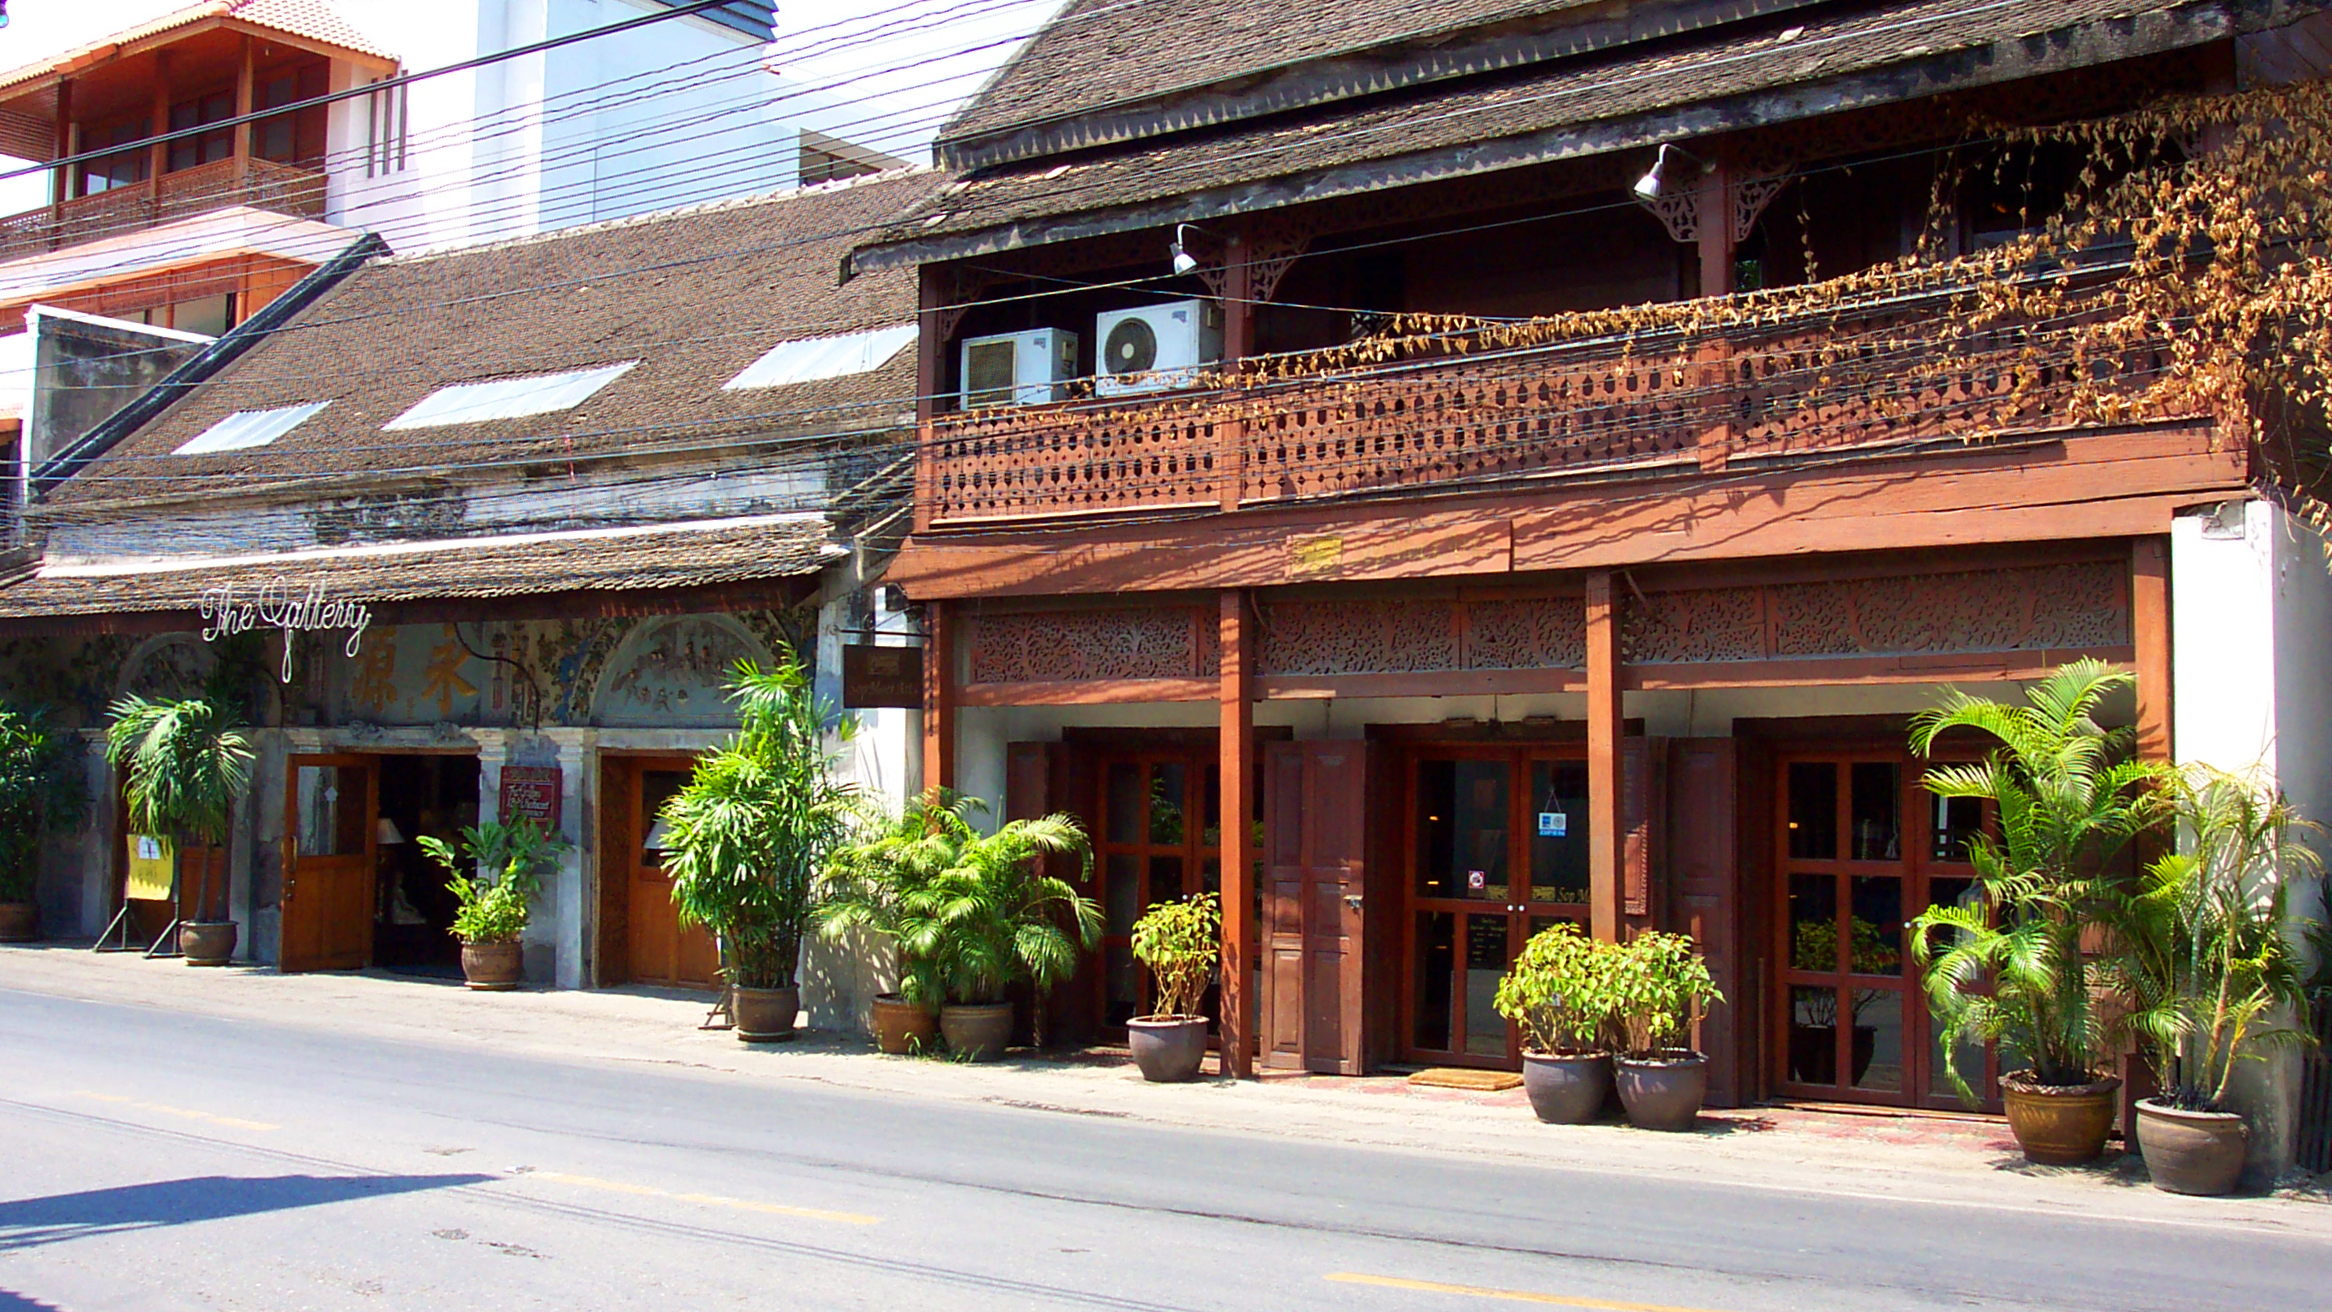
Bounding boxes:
[0,157,328,261]
[920,280,2180,529]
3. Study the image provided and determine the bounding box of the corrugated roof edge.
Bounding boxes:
[31,232,391,494]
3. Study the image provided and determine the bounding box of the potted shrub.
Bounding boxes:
[1495,921,1621,1123]
[0,704,86,943]
[1128,892,1220,1082]
[2109,767,2319,1194]
[819,792,970,1055]
[1608,930,1725,1130]
[1907,660,2172,1164]
[103,693,253,966]
[661,655,859,1043]
[417,817,566,990]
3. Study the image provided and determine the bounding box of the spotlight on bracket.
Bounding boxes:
[1168,222,1208,276]
[1631,143,1712,200]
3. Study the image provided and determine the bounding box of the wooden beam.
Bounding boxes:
[921,599,956,796]
[2132,535,2172,762]
[1218,588,1256,1078]
[957,677,1217,706]
[1586,571,1622,943]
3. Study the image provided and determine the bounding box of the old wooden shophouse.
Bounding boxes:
[0,170,938,1022]
[849,0,2332,1171]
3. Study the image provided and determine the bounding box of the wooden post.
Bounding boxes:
[1217,588,1256,1078]
[921,599,955,797]
[1216,232,1252,511]
[233,36,256,182]
[2132,536,2172,763]
[149,53,170,210]
[49,77,70,231]
[914,270,946,533]
[1695,158,1736,472]
[1586,571,1623,942]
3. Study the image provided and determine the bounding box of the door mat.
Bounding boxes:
[1406,1067,1523,1092]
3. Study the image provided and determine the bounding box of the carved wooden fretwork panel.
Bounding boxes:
[1465,598,1587,671]
[1638,189,1699,244]
[1731,170,1792,244]
[1623,587,1766,664]
[1261,600,1460,675]
[966,607,1211,683]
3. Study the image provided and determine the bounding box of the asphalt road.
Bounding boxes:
[0,985,2321,1312]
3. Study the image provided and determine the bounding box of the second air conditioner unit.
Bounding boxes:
[1093,299,1223,397]
[960,327,1079,409]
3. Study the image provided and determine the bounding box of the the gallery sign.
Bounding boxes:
[199,581,374,681]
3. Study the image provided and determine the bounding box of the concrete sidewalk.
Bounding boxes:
[6,941,2329,1234]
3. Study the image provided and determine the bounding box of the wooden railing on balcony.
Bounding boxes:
[921,281,2182,529]
[0,157,328,261]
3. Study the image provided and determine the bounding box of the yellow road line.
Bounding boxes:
[1324,1273,1732,1312]
[76,1091,278,1132]
[529,1171,880,1226]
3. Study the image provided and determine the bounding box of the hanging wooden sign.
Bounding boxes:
[498,766,563,832]
[842,643,923,708]
[199,581,374,681]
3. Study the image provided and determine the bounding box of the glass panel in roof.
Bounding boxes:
[173,401,330,455]
[383,361,638,430]
[723,324,914,391]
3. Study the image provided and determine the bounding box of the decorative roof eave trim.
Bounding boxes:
[856,0,2242,275]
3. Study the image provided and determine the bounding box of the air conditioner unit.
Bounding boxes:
[960,328,1078,409]
[1093,299,1223,397]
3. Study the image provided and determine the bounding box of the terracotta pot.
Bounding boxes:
[1127,1016,1210,1083]
[2000,1071,2122,1165]
[732,985,801,1042]
[1615,1050,1709,1131]
[459,941,523,991]
[1522,1051,1613,1124]
[2136,1098,2250,1195]
[870,993,938,1055]
[180,920,238,967]
[0,901,37,943]
[939,1001,1013,1061]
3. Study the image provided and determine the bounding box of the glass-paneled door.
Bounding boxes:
[1403,748,1591,1067]
[1094,751,1221,1027]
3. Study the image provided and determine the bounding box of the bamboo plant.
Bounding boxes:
[0,704,86,909]
[1131,892,1220,1022]
[417,817,568,946]
[103,692,253,923]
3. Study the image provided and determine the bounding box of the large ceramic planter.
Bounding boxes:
[732,985,801,1042]
[1127,1016,1210,1083]
[1521,1051,1613,1124]
[459,941,523,990]
[2136,1099,2250,1195]
[1615,1050,1709,1131]
[0,901,37,943]
[180,920,238,967]
[940,1001,1013,1061]
[2000,1072,2122,1165]
[870,993,938,1055]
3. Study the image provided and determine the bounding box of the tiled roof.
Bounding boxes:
[0,515,836,618]
[0,0,398,96]
[866,0,2219,263]
[49,169,946,508]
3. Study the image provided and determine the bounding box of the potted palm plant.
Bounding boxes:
[417,817,567,990]
[1128,892,1219,1082]
[0,704,85,943]
[1495,921,1621,1123]
[819,792,972,1055]
[660,655,857,1042]
[104,692,253,965]
[1608,930,1724,1130]
[1907,660,2172,1165]
[2109,767,2320,1194]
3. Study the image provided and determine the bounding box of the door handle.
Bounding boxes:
[1344,895,1363,909]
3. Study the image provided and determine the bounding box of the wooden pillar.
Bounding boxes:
[1217,588,1256,1078]
[914,270,946,533]
[233,36,256,181]
[921,599,955,798]
[49,77,70,222]
[1694,158,1736,472]
[1586,571,1623,942]
[149,53,170,207]
[2132,536,2172,763]
[1216,233,1252,511]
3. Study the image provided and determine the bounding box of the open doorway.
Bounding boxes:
[371,753,480,978]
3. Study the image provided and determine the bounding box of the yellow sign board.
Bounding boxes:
[125,835,176,902]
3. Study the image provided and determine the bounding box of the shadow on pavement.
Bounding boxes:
[0,1173,493,1252]
[0,1289,64,1310]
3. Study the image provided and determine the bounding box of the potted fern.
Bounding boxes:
[1907,661,2172,1164]
[660,655,857,1042]
[818,792,970,1055]
[1608,929,1725,1130]
[0,704,85,943]
[104,692,252,965]
[417,817,567,990]
[2110,767,2320,1194]
[1495,921,1622,1123]
[1128,892,1219,1082]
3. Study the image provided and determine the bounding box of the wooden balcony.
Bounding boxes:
[919,277,2183,531]
[0,157,327,262]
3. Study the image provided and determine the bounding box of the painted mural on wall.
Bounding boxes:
[0,633,136,724]
[596,616,769,728]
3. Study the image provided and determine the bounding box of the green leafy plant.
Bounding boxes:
[659,655,858,991]
[1494,921,1621,1055]
[0,704,86,905]
[818,791,971,1006]
[2106,767,2321,1113]
[1607,930,1724,1058]
[1906,660,2174,1099]
[104,693,253,922]
[1131,892,1219,1021]
[418,817,567,946]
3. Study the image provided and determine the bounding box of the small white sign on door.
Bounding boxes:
[1538,811,1568,837]
[1466,869,1487,891]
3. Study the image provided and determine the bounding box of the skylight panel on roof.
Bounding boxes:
[724,324,915,392]
[173,402,330,455]
[384,362,638,430]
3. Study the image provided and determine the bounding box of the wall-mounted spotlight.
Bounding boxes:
[1631,143,1712,200]
[1168,222,1210,276]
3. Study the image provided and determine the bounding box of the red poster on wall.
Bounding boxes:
[499,766,562,832]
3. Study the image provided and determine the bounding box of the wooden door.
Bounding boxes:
[1092,749,1221,1028]
[1262,740,1369,1075]
[623,761,720,990]
[281,755,376,972]
[1668,739,1743,1104]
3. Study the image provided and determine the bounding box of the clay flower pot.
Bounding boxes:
[870,993,938,1055]
[459,941,523,990]
[2136,1098,2250,1195]
[732,985,801,1042]
[180,920,238,967]
[939,1001,1013,1061]
[0,902,38,943]
[1521,1051,1613,1124]
[1127,1016,1210,1082]
[1999,1071,2121,1165]
[1615,1050,1709,1131]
